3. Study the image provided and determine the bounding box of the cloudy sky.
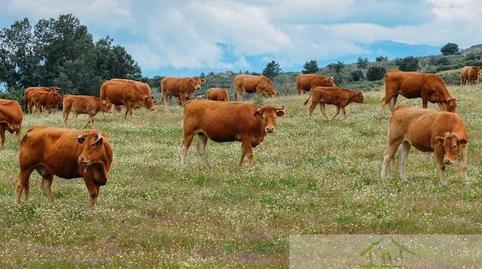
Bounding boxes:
[1,0,481,76]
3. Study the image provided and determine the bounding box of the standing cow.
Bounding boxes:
[0,99,23,147]
[304,87,363,119]
[381,106,469,185]
[233,75,278,101]
[461,66,481,85]
[181,100,285,167]
[295,74,336,95]
[63,95,112,126]
[16,127,113,208]
[160,77,205,106]
[207,88,229,102]
[381,70,457,112]
[100,79,156,118]
[23,86,60,113]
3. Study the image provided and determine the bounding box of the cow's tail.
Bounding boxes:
[303,91,312,105]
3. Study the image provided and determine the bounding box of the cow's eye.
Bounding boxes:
[452,144,457,149]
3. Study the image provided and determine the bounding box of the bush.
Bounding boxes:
[441,43,459,56]
[350,70,364,81]
[366,66,387,81]
[396,56,419,71]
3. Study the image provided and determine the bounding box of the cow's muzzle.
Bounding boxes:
[78,156,91,167]
[443,158,454,165]
[265,127,275,133]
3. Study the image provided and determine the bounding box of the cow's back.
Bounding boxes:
[0,99,23,124]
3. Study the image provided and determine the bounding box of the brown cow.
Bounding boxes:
[24,86,60,113]
[207,88,229,102]
[381,70,457,112]
[63,95,112,127]
[381,106,469,185]
[304,87,363,119]
[15,127,113,208]
[160,77,205,106]
[30,90,63,113]
[109,79,155,112]
[233,75,278,101]
[100,79,155,118]
[181,100,285,167]
[295,74,336,95]
[0,99,23,147]
[461,66,481,85]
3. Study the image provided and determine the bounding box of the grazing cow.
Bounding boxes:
[381,106,469,185]
[207,88,229,102]
[381,70,457,112]
[160,77,205,106]
[461,66,481,85]
[181,100,285,167]
[0,99,23,147]
[233,75,278,101]
[24,86,60,113]
[109,79,154,112]
[16,127,113,208]
[295,74,336,95]
[100,79,156,118]
[304,87,363,119]
[63,95,112,126]
[30,90,63,113]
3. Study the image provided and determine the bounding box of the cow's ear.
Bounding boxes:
[93,134,103,146]
[459,138,467,145]
[77,134,88,144]
[435,136,445,144]
[254,108,263,117]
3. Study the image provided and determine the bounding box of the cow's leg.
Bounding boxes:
[332,106,340,119]
[0,125,5,148]
[84,179,98,209]
[236,88,243,101]
[320,104,329,119]
[434,146,447,185]
[389,95,398,111]
[239,143,247,166]
[308,102,317,117]
[458,151,470,183]
[63,110,70,124]
[399,141,411,181]
[437,102,444,111]
[381,88,395,110]
[15,168,33,205]
[196,133,210,167]
[39,169,54,202]
[84,113,94,128]
[241,139,254,167]
[422,97,428,109]
[341,106,347,119]
[15,128,21,144]
[124,103,133,119]
[181,131,195,165]
[381,141,401,180]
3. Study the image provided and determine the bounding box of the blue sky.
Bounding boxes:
[1,0,481,77]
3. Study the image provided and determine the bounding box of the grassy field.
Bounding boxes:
[0,85,481,268]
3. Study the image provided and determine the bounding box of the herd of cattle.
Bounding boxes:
[0,66,479,207]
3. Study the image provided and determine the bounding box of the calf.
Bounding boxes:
[63,95,112,126]
[0,99,23,147]
[381,106,469,185]
[30,90,63,113]
[16,127,113,208]
[181,100,285,167]
[304,87,363,119]
[207,88,229,102]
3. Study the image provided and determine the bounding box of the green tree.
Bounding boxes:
[367,66,386,81]
[328,61,344,73]
[262,60,282,79]
[350,70,364,81]
[395,56,419,71]
[356,57,369,68]
[376,56,388,62]
[441,43,459,56]
[302,60,319,74]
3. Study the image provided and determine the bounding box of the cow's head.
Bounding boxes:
[0,121,21,134]
[435,132,467,165]
[329,77,337,87]
[254,105,285,133]
[144,95,156,110]
[260,81,278,97]
[351,91,364,103]
[191,77,205,91]
[101,100,112,112]
[444,98,457,112]
[77,131,110,185]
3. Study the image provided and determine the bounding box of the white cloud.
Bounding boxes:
[2,0,482,73]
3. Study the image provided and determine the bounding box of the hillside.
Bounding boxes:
[0,86,480,267]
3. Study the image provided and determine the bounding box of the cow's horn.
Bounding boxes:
[95,133,103,144]
[277,105,284,110]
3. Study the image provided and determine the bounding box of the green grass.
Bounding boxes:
[0,85,481,268]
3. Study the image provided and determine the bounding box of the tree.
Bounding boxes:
[395,56,419,71]
[367,66,386,81]
[356,57,369,68]
[302,60,319,74]
[441,43,459,56]
[350,70,364,81]
[376,56,388,62]
[262,60,281,79]
[327,61,344,73]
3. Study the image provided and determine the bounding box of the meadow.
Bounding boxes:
[0,85,480,268]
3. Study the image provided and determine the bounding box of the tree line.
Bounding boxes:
[0,14,141,100]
